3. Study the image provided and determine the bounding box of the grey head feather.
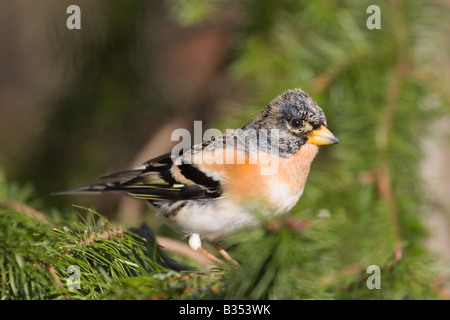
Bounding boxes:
[241,89,328,156]
[243,89,327,131]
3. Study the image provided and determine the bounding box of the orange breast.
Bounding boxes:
[199,143,319,209]
[276,143,319,193]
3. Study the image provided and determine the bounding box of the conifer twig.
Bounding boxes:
[0,200,49,223]
[58,224,214,270]
[64,228,124,249]
[311,51,376,94]
[156,236,216,270]
[46,264,71,300]
[374,0,411,262]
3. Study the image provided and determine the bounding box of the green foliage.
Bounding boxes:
[222,214,339,300]
[0,171,442,299]
[169,0,224,26]
[0,172,225,300]
[0,208,165,299]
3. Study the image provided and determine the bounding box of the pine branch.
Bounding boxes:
[375,59,407,262]
[0,199,49,223]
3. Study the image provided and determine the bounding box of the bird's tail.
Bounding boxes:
[51,182,127,196]
[52,181,186,201]
[51,166,148,196]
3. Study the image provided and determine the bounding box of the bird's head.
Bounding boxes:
[244,89,340,156]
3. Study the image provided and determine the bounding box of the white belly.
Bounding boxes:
[155,198,271,241]
[267,180,304,214]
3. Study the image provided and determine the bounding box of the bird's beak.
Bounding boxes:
[307,125,340,145]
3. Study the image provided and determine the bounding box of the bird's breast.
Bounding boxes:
[198,143,319,214]
[263,142,319,213]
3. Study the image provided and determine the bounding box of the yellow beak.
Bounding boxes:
[307,125,340,145]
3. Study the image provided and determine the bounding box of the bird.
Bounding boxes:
[56,89,339,266]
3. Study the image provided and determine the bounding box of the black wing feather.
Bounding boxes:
[54,153,222,201]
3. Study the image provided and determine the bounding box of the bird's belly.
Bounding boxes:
[155,199,265,241]
[267,182,304,214]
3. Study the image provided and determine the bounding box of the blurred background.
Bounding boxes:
[1,0,450,296]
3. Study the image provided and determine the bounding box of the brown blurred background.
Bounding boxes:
[0,0,242,221]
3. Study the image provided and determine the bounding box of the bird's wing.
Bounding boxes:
[54,145,223,201]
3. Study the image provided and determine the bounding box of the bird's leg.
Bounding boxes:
[210,242,240,267]
[188,233,223,265]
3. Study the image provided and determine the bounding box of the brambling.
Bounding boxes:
[59,89,339,265]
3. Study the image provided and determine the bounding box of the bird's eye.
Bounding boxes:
[291,118,302,128]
